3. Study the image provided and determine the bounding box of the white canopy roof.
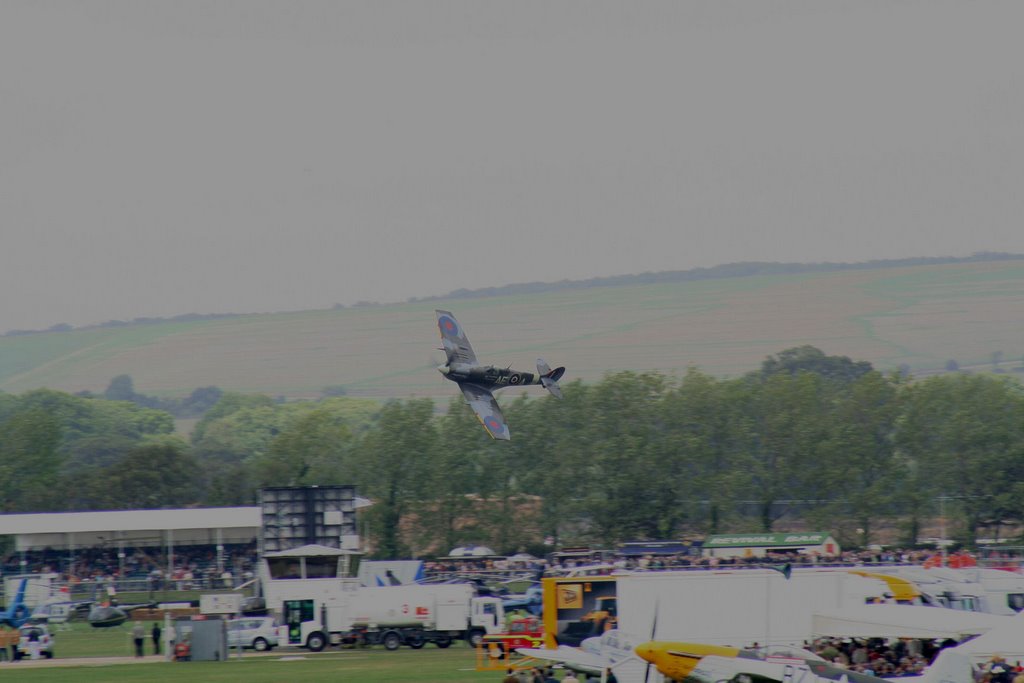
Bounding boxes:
[0,507,261,550]
[952,612,1024,663]
[263,544,362,558]
[448,545,497,557]
[812,604,1010,640]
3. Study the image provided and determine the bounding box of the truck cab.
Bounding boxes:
[467,596,505,646]
[483,615,545,655]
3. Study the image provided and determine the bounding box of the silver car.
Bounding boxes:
[226,616,278,651]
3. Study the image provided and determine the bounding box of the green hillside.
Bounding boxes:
[3,260,1024,400]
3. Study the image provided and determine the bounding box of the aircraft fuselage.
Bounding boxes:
[439,363,539,390]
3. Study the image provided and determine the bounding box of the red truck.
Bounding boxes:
[482,616,545,656]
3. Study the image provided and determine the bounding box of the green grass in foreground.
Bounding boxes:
[4,648,503,683]
[44,621,143,658]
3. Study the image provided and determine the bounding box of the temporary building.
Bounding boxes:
[811,603,1009,639]
[703,532,840,558]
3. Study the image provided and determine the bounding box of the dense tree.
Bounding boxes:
[570,371,668,544]
[815,371,902,545]
[0,407,64,511]
[419,398,494,554]
[102,440,202,509]
[0,391,175,512]
[6,345,1024,556]
[180,386,224,416]
[515,379,595,549]
[726,371,837,531]
[656,369,740,535]
[190,392,277,444]
[896,374,1024,546]
[356,399,437,559]
[104,374,137,402]
[761,346,874,385]
[252,408,356,487]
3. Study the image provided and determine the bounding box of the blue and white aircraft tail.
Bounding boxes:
[0,578,31,628]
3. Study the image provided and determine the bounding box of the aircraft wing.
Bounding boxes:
[436,310,477,365]
[460,383,510,440]
[687,656,785,683]
[691,656,884,683]
[516,646,606,678]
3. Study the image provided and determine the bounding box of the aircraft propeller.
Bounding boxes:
[643,600,659,683]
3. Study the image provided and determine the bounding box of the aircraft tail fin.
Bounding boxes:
[537,359,565,399]
[1,579,30,627]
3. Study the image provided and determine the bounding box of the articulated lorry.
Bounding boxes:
[278,583,506,651]
[259,544,507,650]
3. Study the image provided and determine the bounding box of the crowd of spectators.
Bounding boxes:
[806,637,1024,682]
[423,548,966,580]
[2,541,995,595]
[1,541,259,594]
[805,635,953,676]
[617,548,943,571]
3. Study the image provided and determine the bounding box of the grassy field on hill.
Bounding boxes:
[3,260,1024,401]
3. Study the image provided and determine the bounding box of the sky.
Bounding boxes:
[2,1,1023,334]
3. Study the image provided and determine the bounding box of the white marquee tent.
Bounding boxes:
[812,604,1010,640]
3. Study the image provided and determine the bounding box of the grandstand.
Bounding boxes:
[0,507,261,586]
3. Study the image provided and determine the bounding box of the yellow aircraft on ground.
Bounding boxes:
[634,642,824,682]
[636,643,973,683]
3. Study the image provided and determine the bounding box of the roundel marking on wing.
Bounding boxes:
[439,315,459,336]
[484,416,503,432]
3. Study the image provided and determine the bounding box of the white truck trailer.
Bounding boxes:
[275,583,506,651]
[616,567,899,649]
[259,545,505,650]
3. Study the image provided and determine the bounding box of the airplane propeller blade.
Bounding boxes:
[644,600,659,683]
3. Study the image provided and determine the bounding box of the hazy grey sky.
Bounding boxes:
[2,1,1022,333]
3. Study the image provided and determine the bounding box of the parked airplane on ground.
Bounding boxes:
[635,641,973,683]
[435,310,565,440]
[518,629,638,679]
[633,641,823,683]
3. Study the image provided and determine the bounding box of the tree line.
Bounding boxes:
[423,253,1024,302]
[2,346,1024,559]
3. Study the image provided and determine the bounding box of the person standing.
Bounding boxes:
[132,621,145,657]
[152,622,162,655]
[27,627,41,660]
[0,625,14,661]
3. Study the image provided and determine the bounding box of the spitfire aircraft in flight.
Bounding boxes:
[435,310,565,440]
